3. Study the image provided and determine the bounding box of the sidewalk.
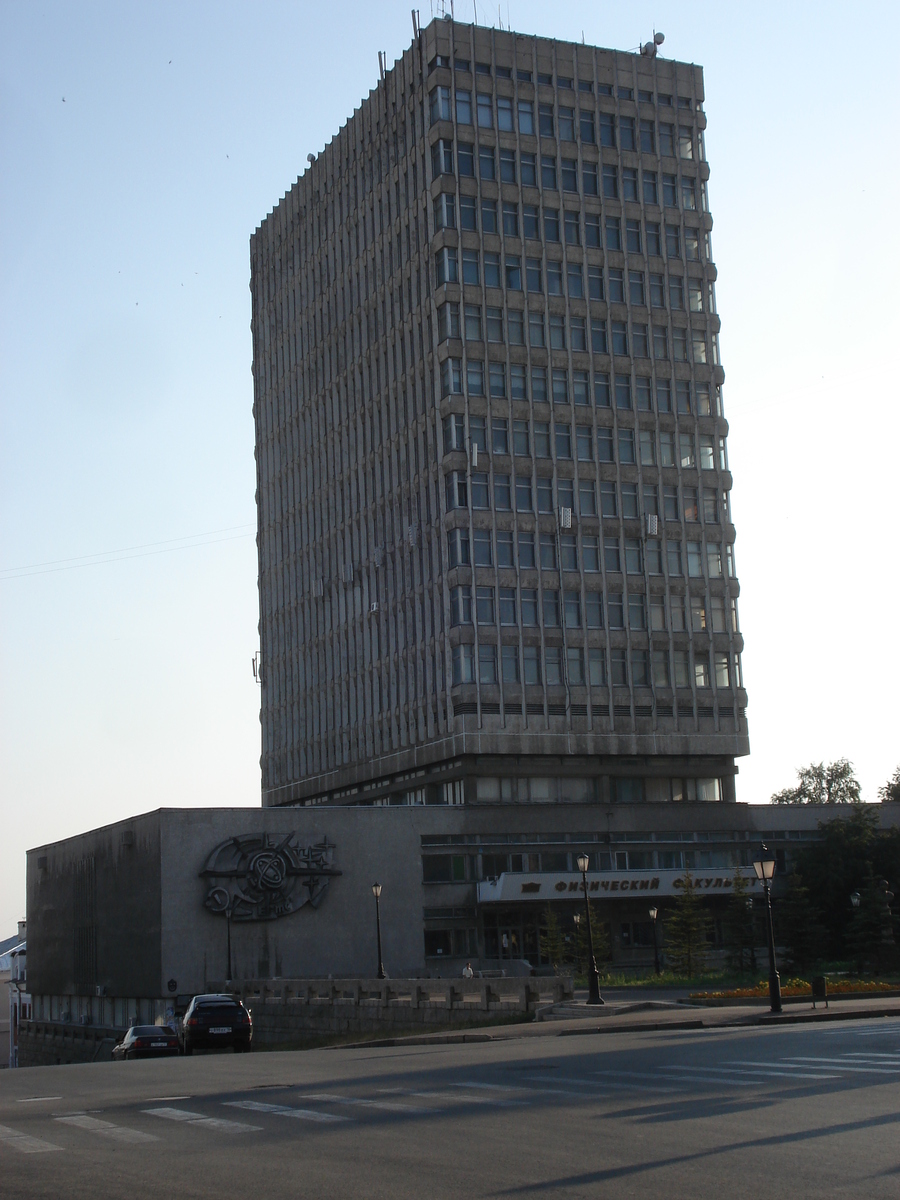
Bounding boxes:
[339,992,900,1050]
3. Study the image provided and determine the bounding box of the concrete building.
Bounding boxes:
[2,922,28,1068]
[252,17,744,813]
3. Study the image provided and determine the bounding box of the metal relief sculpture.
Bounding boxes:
[200,833,341,921]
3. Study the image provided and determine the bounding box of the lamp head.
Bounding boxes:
[850,891,861,909]
[649,906,658,921]
[752,843,776,881]
[576,853,590,873]
[573,912,581,925]
[372,882,382,898]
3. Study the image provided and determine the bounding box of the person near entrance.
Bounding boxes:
[462,962,474,978]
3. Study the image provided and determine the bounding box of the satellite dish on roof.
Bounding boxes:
[307,153,316,164]
[655,31,665,45]
[641,30,665,57]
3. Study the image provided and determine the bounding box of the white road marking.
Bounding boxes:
[841,1053,900,1061]
[533,1072,675,1095]
[54,1115,158,1144]
[0,1124,63,1154]
[653,1066,760,1087]
[300,1092,436,1114]
[142,1106,261,1132]
[143,1095,192,1102]
[380,1088,526,1107]
[449,1082,523,1093]
[778,1058,900,1075]
[16,1097,62,1104]
[225,1100,350,1124]
[719,1062,840,1080]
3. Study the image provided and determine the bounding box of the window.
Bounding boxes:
[555,422,572,458]
[608,268,624,303]
[628,271,646,306]
[518,531,536,570]
[597,427,614,461]
[591,318,608,354]
[452,643,475,684]
[550,315,566,351]
[534,421,551,457]
[673,327,688,361]
[662,174,678,206]
[673,647,690,688]
[709,594,727,633]
[703,487,720,523]
[606,217,621,251]
[523,204,540,240]
[646,538,663,574]
[446,527,471,571]
[493,473,512,512]
[688,279,704,313]
[579,478,596,516]
[513,420,529,456]
[471,470,490,508]
[484,252,501,288]
[659,431,675,467]
[594,373,611,406]
[458,142,475,176]
[541,155,558,189]
[683,486,699,522]
[678,125,694,159]
[631,649,650,687]
[691,596,707,631]
[588,647,607,686]
[476,586,495,624]
[515,475,533,511]
[714,651,730,688]
[564,209,580,245]
[626,219,642,254]
[483,307,503,344]
[467,359,485,397]
[435,246,458,285]
[545,646,563,685]
[619,116,636,151]
[611,321,628,356]
[585,215,601,249]
[615,376,631,409]
[456,89,472,124]
[623,167,639,202]
[497,96,514,132]
[539,103,554,137]
[685,230,700,262]
[600,480,617,517]
[559,106,575,140]
[505,255,522,290]
[600,112,616,147]
[611,648,628,686]
[646,222,662,256]
[544,208,560,241]
[626,537,643,576]
[479,146,496,180]
[501,643,519,682]
[686,540,703,577]
[479,644,498,683]
[502,201,519,237]
[438,301,460,341]
[518,99,534,134]
[459,195,477,232]
[450,585,472,625]
[563,579,581,621]
[468,415,487,452]
[622,482,639,518]
[461,248,479,286]
[649,274,665,307]
[668,277,684,310]
[665,224,681,258]
[694,652,709,688]
[692,330,707,363]
[640,118,655,153]
[464,303,482,341]
[433,192,456,230]
[679,432,695,468]
[499,148,517,184]
[473,528,493,567]
[681,178,696,210]
[523,643,541,682]
[561,159,578,191]
[543,590,560,627]
[667,541,683,576]
[639,429,656,465]
[643,170,658,205]
[570,313,586,348]
[604,536,621,572]
[580,109,595,142]
[567,647,585,684]
[476,93,493,128]
[491,415,509,454]
[546,260,563,294]
[659,123,675,157]
[602,164,618,199]
[573,370,590,405]
[539,532,557,570]
[441,357,462,395]
[510,361,526,395]
[582,161,598,195]
[430,86,451,123]
[528,311,545,347]
[707,542,723,578]
[521,152,537,186]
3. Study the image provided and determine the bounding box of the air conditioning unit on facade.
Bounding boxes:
[558,507,573,529]
[647,514,659,535]
[370,601,380,613]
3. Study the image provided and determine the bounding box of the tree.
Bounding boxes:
[539,906,566,971]
[664,872,710,978]
[771,759,862,805]
[724,871,756,974]
[878,767,900,804]
[777,876,827,972]
[847,870,896,974]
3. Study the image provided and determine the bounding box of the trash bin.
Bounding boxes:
[811,976,828,1009]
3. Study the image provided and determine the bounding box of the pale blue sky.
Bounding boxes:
[2,0,898,934]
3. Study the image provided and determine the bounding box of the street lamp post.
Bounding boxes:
[649,906,661,976]
[372,882,386,980]
[752,844,782,1014]
[576,853,604,1005]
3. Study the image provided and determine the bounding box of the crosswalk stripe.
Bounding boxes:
[778,1058,900,1074]
[224,1100,350,1124]
[719,1062,840,1080]
[142,1107,261,1132]
[841,1053,900,1061]
[378,1088,525,1107]
[449,1082,522,1092]
[654,1066,758,1087]
[299,1093,436,1114]
[0,1124,63,1154]
[589,1070,680,1092]
[54,1115,158,1144]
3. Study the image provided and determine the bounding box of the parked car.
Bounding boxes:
[112,1024,180,1060]
[180,994,252,1055]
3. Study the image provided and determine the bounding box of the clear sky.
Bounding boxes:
[1,0,898,936]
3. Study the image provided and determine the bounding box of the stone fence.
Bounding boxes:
[215,976,575,1046]
[18,1020,124,1067]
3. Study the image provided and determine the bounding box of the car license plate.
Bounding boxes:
[151,1042,168,1047]
[209,1026,231,1034]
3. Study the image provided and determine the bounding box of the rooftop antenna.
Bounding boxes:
[378,50,386,80]
[640,30,665,57]
[411,9,420,37]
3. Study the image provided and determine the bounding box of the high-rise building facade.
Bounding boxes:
[251,18,748,812]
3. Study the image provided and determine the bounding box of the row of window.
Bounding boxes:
[429,56,698,112]
[450,640,741,690]
[444,416,726,471]
[434,189,704,247]
[449,582,737,633]
[431,139,703,207]
[429,86,697,158]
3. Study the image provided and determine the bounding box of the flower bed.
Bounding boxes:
[690,978,897,1000]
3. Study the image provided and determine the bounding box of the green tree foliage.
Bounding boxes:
[777,876,827,972]
[539,906,566,971]
[772,759,862,805]
[878,767,900,804]
[848,870,896,973]
[664,872,709,977]
[724,871,756,974]
[789,806,900,960]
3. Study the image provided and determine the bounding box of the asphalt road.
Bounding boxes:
[2,1017,900,1199]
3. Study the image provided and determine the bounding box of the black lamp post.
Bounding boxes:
[372,882,386,980]
[576,853,604,1005]
[753,845,782,1014]
[649,906,661,976]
